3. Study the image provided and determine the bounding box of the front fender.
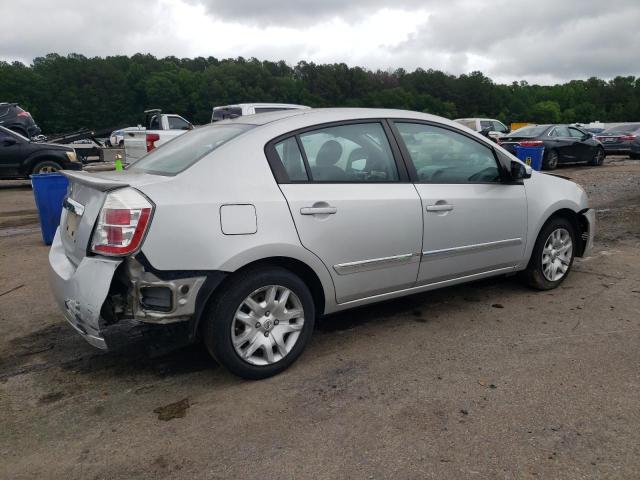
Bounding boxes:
[522,172,589,265]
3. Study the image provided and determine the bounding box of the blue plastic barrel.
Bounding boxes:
[30,173,69,245]
[515,145,545,171]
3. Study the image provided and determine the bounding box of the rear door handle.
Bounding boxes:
[300,206,337,215]
[426,204,454,212]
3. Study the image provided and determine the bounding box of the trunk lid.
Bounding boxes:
[59,170,168,265]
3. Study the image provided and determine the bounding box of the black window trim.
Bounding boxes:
[386,118,513,185]
[264,118,410,184]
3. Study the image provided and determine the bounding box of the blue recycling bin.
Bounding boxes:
[30,173,69,245]
[515,145,544,171]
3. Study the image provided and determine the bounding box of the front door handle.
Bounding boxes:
[426,204,454,212]
[300,206,337,215]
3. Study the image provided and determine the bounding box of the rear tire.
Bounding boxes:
[543,149,559,170]
[202,266,315,379]
[521,217,576,290]
[590,147,605,166]
[31,160,62,174]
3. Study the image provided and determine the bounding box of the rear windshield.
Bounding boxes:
[603,124,640,134]
[130,124,253,175]
[508,125,547,137]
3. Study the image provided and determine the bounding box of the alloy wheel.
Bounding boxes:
[541,228,573,281]
[231,285,305,366]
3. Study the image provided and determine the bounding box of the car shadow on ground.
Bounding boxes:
[1,273,529,385]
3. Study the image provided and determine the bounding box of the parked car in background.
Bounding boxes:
[595,124,640,158]
[211,103,310,122]
[499,124,605,169]
[124,109,193,164]
[0,103,41,139]
[49,108,594,379]
[108,126,143,147]
[0,126,80,178]
[454,118,510,141]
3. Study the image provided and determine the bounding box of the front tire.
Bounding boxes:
[202,267,315,379]
[31,160,62,174]
[521,217,576,290]
[543,149,559,170]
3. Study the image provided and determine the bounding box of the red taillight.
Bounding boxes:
[17,111,30,118]
[620,135,636,141]
[519,140,544,147]
[105,208,131,225]
[91,188,154,256]
[146,133,160,152]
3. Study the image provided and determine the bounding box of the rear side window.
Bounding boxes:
[268,123,400,183]
[274,137,308,181]
[0,106,9,117]
[255,107,292,114]
[130,124,253,175]
[301,123,399,182]
[396,122,501,183]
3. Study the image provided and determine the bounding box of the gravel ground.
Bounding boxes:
[1,157,639,479]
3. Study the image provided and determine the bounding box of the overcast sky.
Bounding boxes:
[1,0,639,85]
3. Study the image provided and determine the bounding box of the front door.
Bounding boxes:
[0,129,24,177]
[270,122,423,303]
[391,121,527,285]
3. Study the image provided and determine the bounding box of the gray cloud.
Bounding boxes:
[190,0,430,24]
[1,0,639,84]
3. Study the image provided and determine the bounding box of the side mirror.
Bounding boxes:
[479,127,492,138]
[511,160,532,180]
[185,123,194,131]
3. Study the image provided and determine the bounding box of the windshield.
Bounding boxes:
[130,124,254,175]
[603,124,640,134]
[508,125,547,138]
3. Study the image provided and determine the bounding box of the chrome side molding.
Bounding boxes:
[334,252,420,275]
[422,238,522,260]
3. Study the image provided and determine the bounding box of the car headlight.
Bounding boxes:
[65,151,78,162]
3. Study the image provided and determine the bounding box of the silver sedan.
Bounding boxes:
[49,108,594,379]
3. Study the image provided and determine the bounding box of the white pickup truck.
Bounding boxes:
[124,109,193,164]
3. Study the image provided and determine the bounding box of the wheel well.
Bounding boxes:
[225,257,326,316]
[545,208,587,256]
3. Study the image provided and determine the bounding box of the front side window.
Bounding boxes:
[396,122,501,183]
[480,120,493,130]
[298,123,399,182]
[492,121,508,133]
[168,116,190,130]
[568,127,585,138]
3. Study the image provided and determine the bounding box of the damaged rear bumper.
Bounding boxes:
[48,230,220,351]
[48,230,121,349]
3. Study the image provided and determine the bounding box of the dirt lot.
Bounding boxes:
[1,158,639,479]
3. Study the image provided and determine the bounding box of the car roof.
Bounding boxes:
[213,103,310,110]
[222,107,462,128]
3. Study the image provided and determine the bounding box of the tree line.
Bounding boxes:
[1,53,639,134]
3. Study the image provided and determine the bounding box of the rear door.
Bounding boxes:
[267,121,423,303]
[390,121,527,285]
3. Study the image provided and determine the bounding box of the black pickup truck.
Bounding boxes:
[0,126,81,179]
